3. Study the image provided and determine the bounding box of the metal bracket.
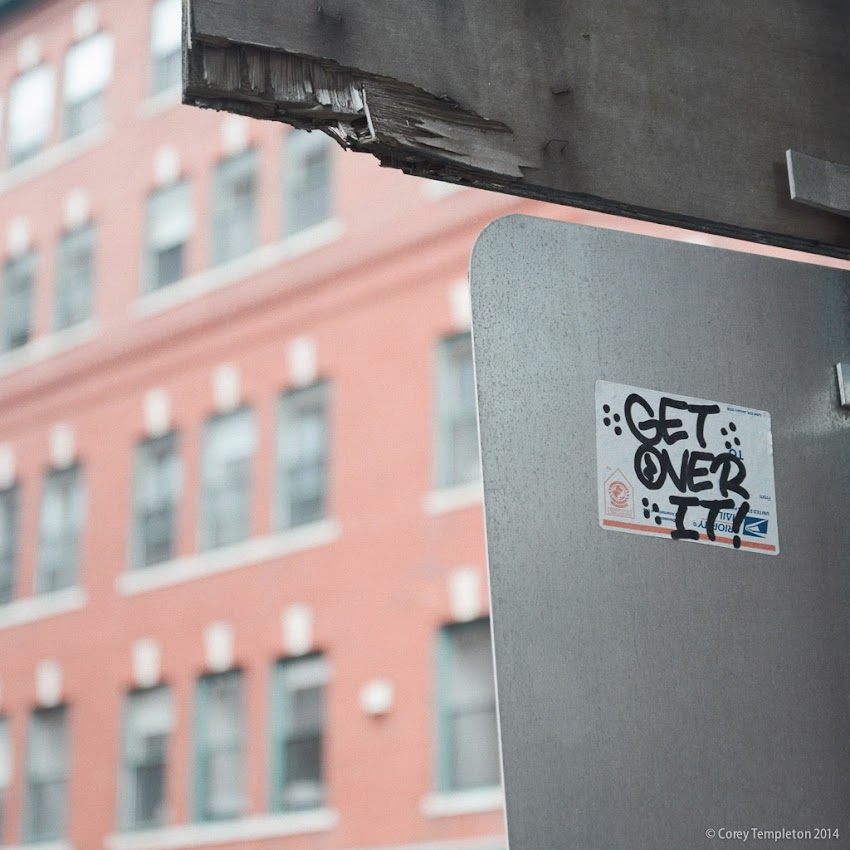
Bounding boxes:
[787,150,850,218]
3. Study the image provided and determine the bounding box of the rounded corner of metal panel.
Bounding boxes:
[471,214,534,259]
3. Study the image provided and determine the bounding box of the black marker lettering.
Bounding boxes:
[669,495,700,541]
[711,454,750,499]
[624,393,660,445]
[688,403,720,449]
[658,397,689,445]
[698,498,734,541]
[686,451,714,492]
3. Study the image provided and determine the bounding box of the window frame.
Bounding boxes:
[145,179,192,292]
[24,704,69,843]
[36,463,85,595]
[283,130,333,237]
[132,431,181,569]
[211,149,259,266]
[269,653,328,813]
[55,223,95,331]
[436,618,500,793]
[0,484,20,605]
[435,331,480,489]
[149,0,183,96]
[199,407,256,551]
[6,63,55,166]
[2,251,37,353]
[276,381,329,530]
[120,685,173,831]
[194,670,245,823]
[62,30,114,140]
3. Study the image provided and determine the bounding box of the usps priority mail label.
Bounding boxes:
[596,381,779,554]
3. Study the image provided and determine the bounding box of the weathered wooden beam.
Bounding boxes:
[184,0,850,259]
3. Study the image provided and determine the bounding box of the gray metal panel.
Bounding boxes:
[185,0,850,259]
[470,216,850,849]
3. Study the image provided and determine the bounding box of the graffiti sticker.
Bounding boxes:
[596,380,779,554]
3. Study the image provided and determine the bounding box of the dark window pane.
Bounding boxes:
[152,49,181,95]
[438,333,480,487]
[123,687,173,830]
[0,487,19,605]
[64,92,104,139]
[133,433,180,568]
[132,761,166,827]
[154,244,183,289]
[26,707,68,842]
[285,131,332,235]
[37,466,84,594]
[442,620,500,791]
[278,383,328,529]
[274,655,327,812]
[150,0,182,94]
[63,32,112,140]
[56,226,94,330]
[146,182,190,291]
[198,671,244,821]
[201,411,254,550]
[212,151,258,265]
[450,706,500,789]
[3,252,35,352]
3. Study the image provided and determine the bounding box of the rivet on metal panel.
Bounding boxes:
[835,363,850,407]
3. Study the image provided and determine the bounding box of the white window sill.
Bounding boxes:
[0,126,110,194]
[423,480,483,516]
[132,219,344,318]
[0,586,87,631]
[0,842,74,850]
[117,519,341,595]
[104,809,338,850]
[138,86,183,118]
[420,786,504,818]
[0,320,100,377]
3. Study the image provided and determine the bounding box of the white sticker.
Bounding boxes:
[596,380,779,555]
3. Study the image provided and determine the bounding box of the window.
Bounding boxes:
[0,717,10,844]
[284,131,332,236]
[437,619,500,791]
[200,408,255,550]
[25,706,69,842]
[63,32,113,139]
[270,655,327,812]
[6,64,55,165]
[277,382,328,529]
[122,686,173,830]
[0,486,20,605]
[146,181,192,290]
[195,671,244,821]
[133,432,180,568]
[436,332,480,487]
[55,225,95,330]
[36,464,84,594]
[150,0,182,95]
[211,150,258,265]
[3,252,36,352]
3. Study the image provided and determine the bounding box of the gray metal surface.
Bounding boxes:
[185,0,850,259]
[470,216,850,849]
